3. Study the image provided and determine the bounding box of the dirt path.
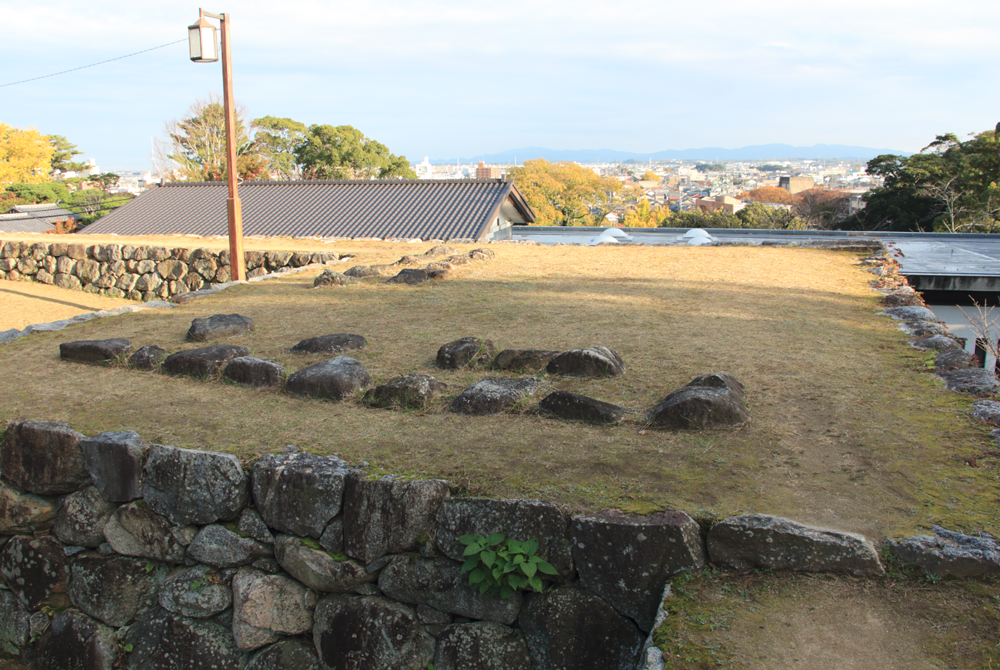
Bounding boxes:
[0,279,136,331]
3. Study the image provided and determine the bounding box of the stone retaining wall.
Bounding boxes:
[0,419,888,670]
[0,240,339,302]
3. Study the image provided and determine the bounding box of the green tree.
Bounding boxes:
[47,135,86,174]
[736,202,803,229]
[162,96,267,182]
[90,172,120,193]
[295,125,416,180]
[4,182,70,204]
[252,116,308,180]
[695,162,725,173]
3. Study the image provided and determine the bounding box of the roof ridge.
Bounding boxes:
[161,178,511,188]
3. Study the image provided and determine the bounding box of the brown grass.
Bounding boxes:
[0,238,992,541]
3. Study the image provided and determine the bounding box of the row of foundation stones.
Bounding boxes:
[0,239,342,301]
[1,419,995,670]
[314,245,496,287]
[58,313,751,430]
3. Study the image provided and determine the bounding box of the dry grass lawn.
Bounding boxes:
[0,235,992,543]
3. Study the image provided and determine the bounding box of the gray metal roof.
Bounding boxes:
[0,212,56,233]
[81,179,536,240]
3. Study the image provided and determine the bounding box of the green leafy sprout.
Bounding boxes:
[458,533,558,599]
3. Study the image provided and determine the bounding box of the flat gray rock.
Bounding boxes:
[546,346,625,377]
[647,373,749,430]
[59,338,132,362]
[519,586,644,670]
[232,567,317,651]
[886,526,1000,579]
[162,344,251,377]
[972,400,1000,425]
[883,306,939,321]
[707,514,884,576]
[437,337,498,369]
[436,497,573,580]
[910,335,961,351]
[143,444,249,526]
[386,268,447,285]
[312,595,434,670]
[539,390,627,424]
[363,373,448,409]
[935,349,978,370]
[128,344,168,370]
[900,320,949,338]
[343,476,450,563]
[378,556,522,625]
[158,565,232,618]
[252,452,351,538]
[186,524,272,569]
[449,377,541,416]
[103,502,188,564]
[491,349,560,372]
[1,419,88,495]
[285,356,372,400]
[186,313,254,341]
[81,430,147,503]
[572,509,705,632]
[223,356,284,387]
[313,270,358,287]
[936,368,1000,394]
[290,333,368,355]
[273,535,376,593]
[69,554,166,627]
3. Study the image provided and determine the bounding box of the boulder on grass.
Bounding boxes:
[162,344,251,378]
[546,346,625,377]
[885,526,1000,579]
[186,313,254,341]
[936,368,1000,394]
[290,334,368,355]
[539,390,627,424]
[491,349,560,372]
[386,268,448,285]
[911,335,961,351]
[285,356,372,401]
[1,419,88,495]
[128,344,168,370]
[313,270,358,287]
[312,595,434,670]
[223,356,284,387]
[59,338,132,362]
[647,373,749,430]
[935,349,978,371]
[437,337,497,369]
[363,373,448,409]
[882,306,939,321]
[449,378,541,416]
[707,514,884,577]
[972,400,1000,425]
[900,320,949,338]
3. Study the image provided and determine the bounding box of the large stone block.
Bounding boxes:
[125,608,248,670]
[285,356,372,401]
[378,556,521,625]
[53,486,118,547]
[81,430,147,502]
[1,419,88,495]
[222,356,284,387]
[290,334,368,355]
[363,374,448,410]
[546,346,625,377]
[0,536,68,610]
[539,390,628,424]
[102,502,188,564]
[647,372,749,430]
[436,497,573,580]
[248,639,320,670]
[232,567,317,651]
[449,378,540,416]
[519,586,644,670]
[436,337,497,369]
[434,622,531,670]
[252,452,351,538]
[491,349,560,372]
[273,535,376,593]
[185,524,272,568]
[571,509,705,632]
[187,313,254,342]
[0,590,30,659]
[886,526,1000,579]
[0,478,57,535]
[162,344,251,377]
[35,611,117,670]
[143,444,249,526]
[707,514,884,576]
[313,595,434,670]
[70,554,166,627]
[343,476,449,563]
[59,338,132,362]
[158,565,232,618]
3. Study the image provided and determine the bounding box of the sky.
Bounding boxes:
[2,0,999,171]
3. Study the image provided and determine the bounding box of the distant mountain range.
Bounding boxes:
[432,144,910,165]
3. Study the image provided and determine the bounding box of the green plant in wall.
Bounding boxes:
[459,533,558,599]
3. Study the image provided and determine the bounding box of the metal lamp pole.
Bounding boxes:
[188,8,246,281]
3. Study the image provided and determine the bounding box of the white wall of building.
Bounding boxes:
[928,304,999,371]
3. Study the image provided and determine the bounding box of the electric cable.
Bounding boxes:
[0,39,186,88]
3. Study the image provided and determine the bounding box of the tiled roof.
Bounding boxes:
[0,212,56,234]
[9,204,81,225]
[81,179,536,240]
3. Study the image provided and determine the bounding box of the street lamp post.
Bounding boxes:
[187,8,245,281]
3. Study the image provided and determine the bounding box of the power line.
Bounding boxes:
[0,39,186,88]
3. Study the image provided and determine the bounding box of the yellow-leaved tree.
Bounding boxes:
[507,159,639,226]
[0,123,54,186]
